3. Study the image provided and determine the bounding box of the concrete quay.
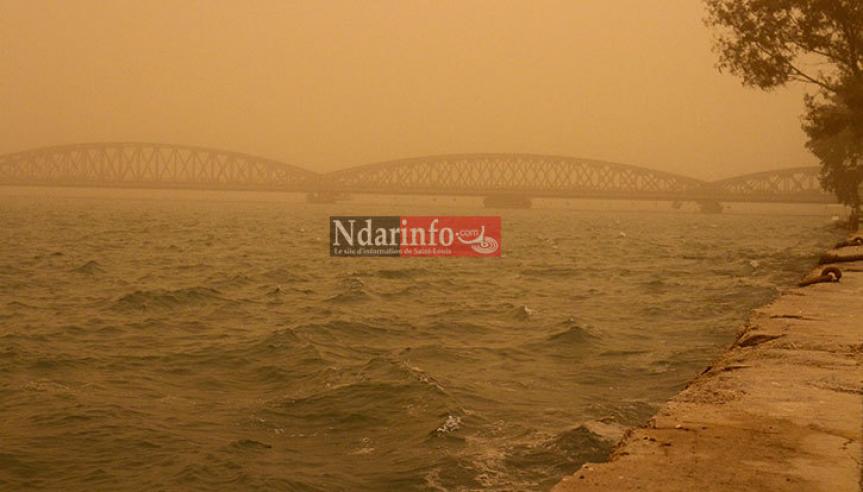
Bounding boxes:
[555,238,863,492]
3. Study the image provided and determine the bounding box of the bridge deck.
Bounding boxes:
[0,144,835,205]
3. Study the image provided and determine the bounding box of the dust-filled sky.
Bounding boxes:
[1,0,817,180]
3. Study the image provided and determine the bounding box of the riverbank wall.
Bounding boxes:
[555,235,863,491]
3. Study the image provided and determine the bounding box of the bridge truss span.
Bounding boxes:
[0,144,837,205]
[321,153,707,200]
[0,142,315,191]
[707,166,831,203]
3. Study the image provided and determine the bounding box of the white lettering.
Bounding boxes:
[439,227,454,246]
[358,219,373,245]
[333,220,355,246]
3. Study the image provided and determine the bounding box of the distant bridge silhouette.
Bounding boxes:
[0,142,834,206]
[0,143,315,191]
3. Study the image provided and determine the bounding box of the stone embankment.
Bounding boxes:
[555,233,863,492]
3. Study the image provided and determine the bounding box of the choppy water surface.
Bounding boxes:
[0,190,837,490]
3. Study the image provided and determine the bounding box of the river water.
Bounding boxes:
[0,189,838,490]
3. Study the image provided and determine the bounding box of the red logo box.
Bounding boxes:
[399,216,501,257]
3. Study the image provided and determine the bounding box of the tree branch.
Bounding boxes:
[750,40,838,93]
[786,62,837,92]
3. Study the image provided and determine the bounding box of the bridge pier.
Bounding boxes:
[697,200,724,214]
[483,195,532,209]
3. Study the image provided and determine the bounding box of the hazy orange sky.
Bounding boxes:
[0,0,816,180]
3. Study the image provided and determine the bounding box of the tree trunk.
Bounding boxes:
[850,193,861,232]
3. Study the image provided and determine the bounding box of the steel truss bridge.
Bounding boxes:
[0,142,834,205]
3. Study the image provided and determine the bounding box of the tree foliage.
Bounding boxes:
[804,84,863,209]
[704,0,863,217]
[705,0,862,91]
